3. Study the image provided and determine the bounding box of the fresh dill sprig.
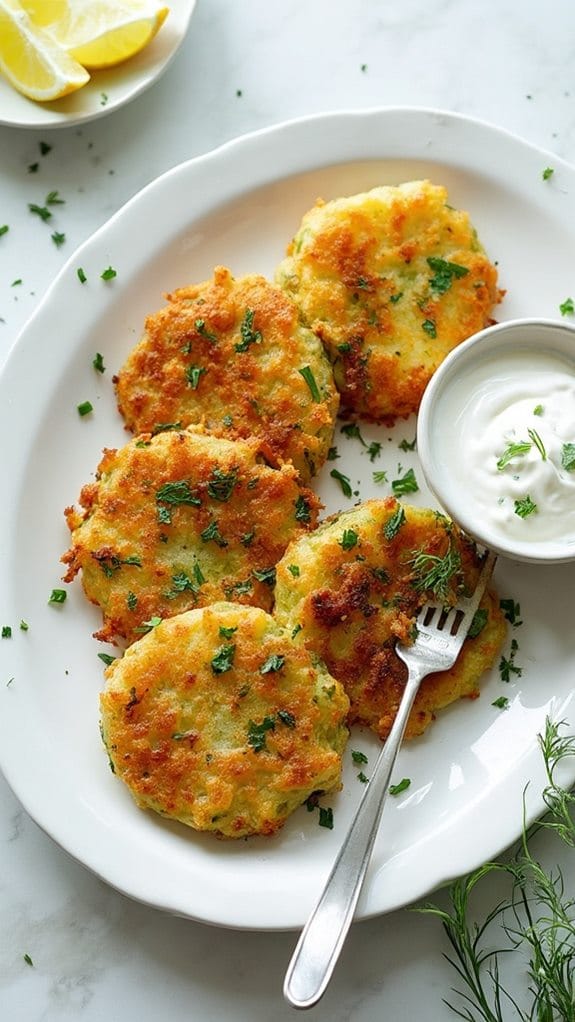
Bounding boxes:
[408,543,462,601]
[418,718,575,1021]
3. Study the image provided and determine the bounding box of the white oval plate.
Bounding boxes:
[0,0,196,129]
[1,109,574,931]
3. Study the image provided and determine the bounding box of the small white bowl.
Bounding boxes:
[417,318,575,563]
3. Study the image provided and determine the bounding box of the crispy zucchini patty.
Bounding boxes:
[100,603,349,838]
[274,499,507,739]
[276,180,500,422]
[63,427,320,645]
[114,266,339,482]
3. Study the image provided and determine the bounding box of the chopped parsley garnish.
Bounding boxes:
[98,652,116,666]
[100,266,117,281]
[77,267,87,284]
[235,308,262,352]
[45,190,64,206]
[318,806,334,829]
[499,638,522,682]
[467,608,488,639]
[241,530,255,547]
[11,278,22,286]
[287,564,300,577]
[561,442,575,471]
[0,225,9,237]
[358,771,369,784]
[39,141,51,155]
[19,620,29,631]
[338,342,352,353]
[492,696,510,710]
[28,203,51,221]
[500,598,522,626]
[559,296,574,316]
[219,625,237,639]
[165,571,200,599]
[341,422,367,445]
[134,616,162,634]
[201,519,228,547]
[100,92,108,106]
[51,231,65,247]
[252,566,276,586]
[127,591,138,610]
[340,528,359,550]
[152,422,182,435]
[422,318,437,338]
[28,162,39,173]
[514,495,537,518]
[367,441,382,462]
[392,467,419,496]
[327,446,339,461]
[277,709,296,728]
[260,654,285,674]
[351,749,368,765]
[409,543,461,600]
[292,623,302,638]
[294,494,312,523]
[1,626,11,638]
[330,468,352,498]
[92,352,105,373]
[207,467,238,502]
[247,715,275,752]
[96,553,141,578]
[23,953,34,967]
[383,505,405,540]
[299,365,321,402]
[427,256,469,294]
[372,469,388,485]
[224,578,253,597]
[497,440,532,470]
[157,504,172,525]
[48,588,67,604]
[210,643,235,674]
[195,318,218,342]
[186,364,206,389]
[389,291,403,304]
[155,480,200,507]
[389,777,411,796]
[542,167,554,180]
[533,404,544,416]
[398,437,417,452]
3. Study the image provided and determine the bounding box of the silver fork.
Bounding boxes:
[283,549,497,1011]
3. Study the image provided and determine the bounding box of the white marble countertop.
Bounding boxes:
[1,1,574,1018]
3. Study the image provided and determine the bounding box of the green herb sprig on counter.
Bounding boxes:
[419,718,575,1022]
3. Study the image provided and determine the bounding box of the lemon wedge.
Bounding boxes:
[0,0,89,101]
[24,0,170,70]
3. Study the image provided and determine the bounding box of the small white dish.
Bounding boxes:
[417,318,575,563]
[0,0,196,130]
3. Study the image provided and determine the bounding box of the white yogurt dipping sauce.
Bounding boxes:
[438,348,575,546]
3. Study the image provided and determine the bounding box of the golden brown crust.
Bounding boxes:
[99,603,349,838]
[276,181,501,422]
[274,499,507,740]
[62,427,321,645]
[114,266,339,482]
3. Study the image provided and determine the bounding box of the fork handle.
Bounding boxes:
[283,665,425,1010]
